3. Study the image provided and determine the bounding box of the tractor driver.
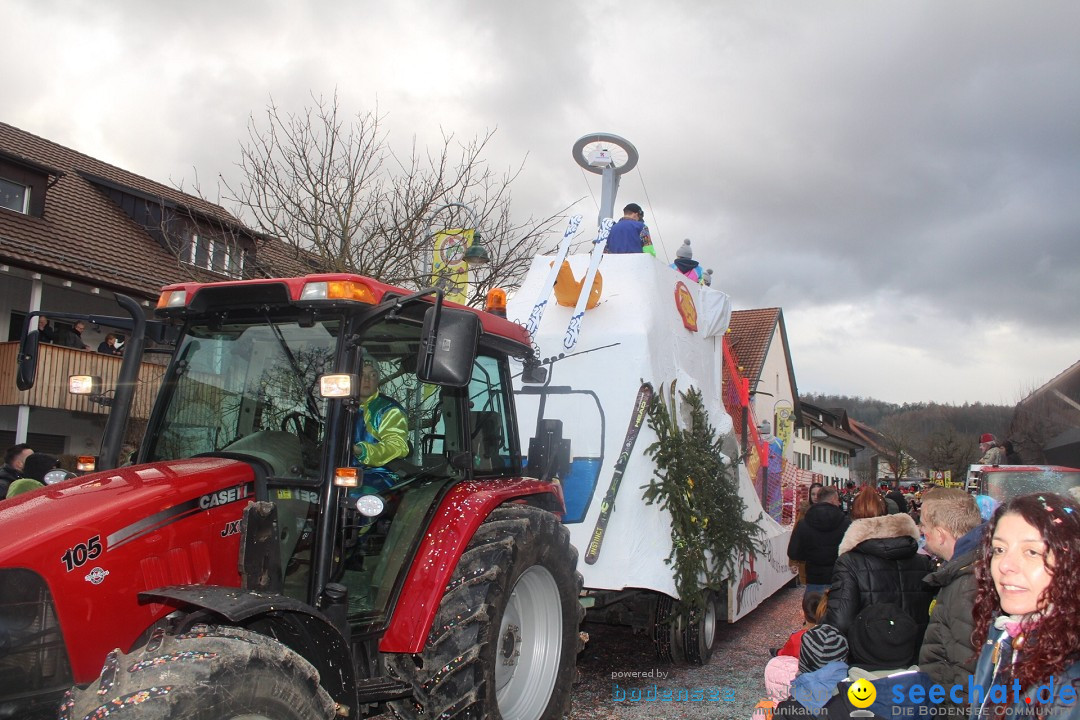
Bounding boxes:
[351,357,410,494]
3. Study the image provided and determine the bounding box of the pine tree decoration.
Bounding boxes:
[642,382,764,612]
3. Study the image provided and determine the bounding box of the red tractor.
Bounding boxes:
[0,274,582,719]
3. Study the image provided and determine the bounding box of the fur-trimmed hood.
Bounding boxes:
[839,513,919,555]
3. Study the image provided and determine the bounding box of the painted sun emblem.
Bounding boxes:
[674,281,698,331]
[85,567,110,585]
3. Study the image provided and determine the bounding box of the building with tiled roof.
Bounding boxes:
[849,417,899,483]
[727,307,802,463]
[799,400,866,487]
[0,121,313,458]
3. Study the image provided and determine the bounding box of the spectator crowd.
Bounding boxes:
[776,474,1080,718]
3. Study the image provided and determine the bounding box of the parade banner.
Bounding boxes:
[431,228,474,304]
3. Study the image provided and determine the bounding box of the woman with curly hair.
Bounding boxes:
[970,492,1080,717]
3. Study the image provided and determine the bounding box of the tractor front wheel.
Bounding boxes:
[387,504,583,720]
[60,624,336,720]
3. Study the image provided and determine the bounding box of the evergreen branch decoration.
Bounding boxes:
[642,382,765,611]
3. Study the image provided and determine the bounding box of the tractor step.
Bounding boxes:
[355,675,413,703]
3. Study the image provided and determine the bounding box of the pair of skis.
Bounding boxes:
[522,215,614,353]
[584,381,654,564]
[525,214,582,336]
[563,217,614,352]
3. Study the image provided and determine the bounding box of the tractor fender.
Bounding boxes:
[379,478,564,653]
[141,585,355,715]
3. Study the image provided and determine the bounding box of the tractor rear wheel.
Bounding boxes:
[60,624,335,720]
[386,504,583,720]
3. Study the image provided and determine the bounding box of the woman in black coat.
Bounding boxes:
[823,505,934,648]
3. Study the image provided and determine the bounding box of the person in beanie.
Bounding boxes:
[669,239,704,283]
[798,623,849,674]
[978,432,1005,465]
[765,623,850,716]
[773,624,850,715]
[605,203,656,255]
[21,453,60,482]
[5,452,59,499]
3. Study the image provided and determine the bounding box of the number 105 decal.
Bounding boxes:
[62,535,103,572]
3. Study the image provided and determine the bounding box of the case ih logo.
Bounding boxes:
[199,484,250,510]
[84,567,110,585]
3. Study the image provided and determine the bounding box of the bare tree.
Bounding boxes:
[1010,389,1079,463]
[923,425,976,486]
[877,413,924,479]
[222,92,575,305]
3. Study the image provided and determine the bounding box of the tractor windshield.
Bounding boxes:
[981,467,1080,504]
[144,316,340,477]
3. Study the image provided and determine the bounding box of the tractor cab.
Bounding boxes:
[5,274,581,720]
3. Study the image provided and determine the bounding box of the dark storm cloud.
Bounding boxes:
[6,0,1079,401]
[615,2,1080,338]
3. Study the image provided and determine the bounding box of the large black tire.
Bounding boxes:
[653,589,720,666]
[680,589,720,665]
[60,624,336,720]
[652,594,685,664]
[386,505,584,720]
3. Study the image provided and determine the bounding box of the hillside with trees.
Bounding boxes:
[801,393,1016,483]
[801,393,1014,438]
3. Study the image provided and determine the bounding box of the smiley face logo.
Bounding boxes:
[847,678,876,709]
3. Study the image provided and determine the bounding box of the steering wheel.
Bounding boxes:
[281,411,309,435]
[281,411,322,467]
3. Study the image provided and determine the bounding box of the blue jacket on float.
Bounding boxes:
[605,218,655,255]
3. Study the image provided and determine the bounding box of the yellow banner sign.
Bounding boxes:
[432,228,474,304]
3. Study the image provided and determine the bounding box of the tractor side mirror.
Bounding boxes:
[416,306,479,387]
[17,329,41,391]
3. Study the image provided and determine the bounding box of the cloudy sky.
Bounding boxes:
[5,0,1079,405]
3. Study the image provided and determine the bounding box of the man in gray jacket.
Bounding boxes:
[917,488,985,699]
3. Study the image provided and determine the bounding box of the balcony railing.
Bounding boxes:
[0,341,167,420]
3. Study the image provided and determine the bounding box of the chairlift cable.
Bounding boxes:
[578,166,601,217]
[634,166,670,263]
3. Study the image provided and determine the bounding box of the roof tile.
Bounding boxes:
[0,122,308,298]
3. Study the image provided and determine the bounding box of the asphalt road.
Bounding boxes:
[571,585,803,719]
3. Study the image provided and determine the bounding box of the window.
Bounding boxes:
[0,177,29,214]
[186,233,245,278]
[467,355,515,475]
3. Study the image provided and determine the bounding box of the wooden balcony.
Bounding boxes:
[0,341,167,420]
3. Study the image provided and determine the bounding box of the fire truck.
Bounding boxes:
[1,277,582,719]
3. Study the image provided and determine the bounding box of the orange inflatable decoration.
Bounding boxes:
[553,260,603,309]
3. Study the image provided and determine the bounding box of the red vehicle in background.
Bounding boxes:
[966,463,1080,503]
[0,275,582,720]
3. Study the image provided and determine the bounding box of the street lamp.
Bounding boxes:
[461,238,490,266]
